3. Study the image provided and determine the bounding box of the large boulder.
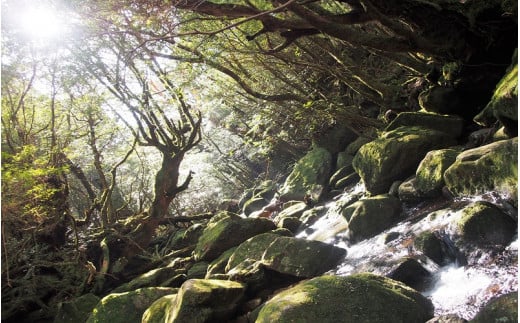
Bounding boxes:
[166,224,205,250]
[353,126,457,195]
[415,148,461,196]
[142,279,245,323]
[226,233,346,278]
[444,138,518,202]
[456,201,516,246]
[193,212,276,261]
[343,194,402,242]
[86,287,176,323]
[279,146,332,200]
[471,291,518,323]
[253,274,434,323]
[54,293,100,323]
[474,59,517,137]
[385,112,465,138]
[113,267,186,293]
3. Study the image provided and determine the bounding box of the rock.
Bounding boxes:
[205,247,236,278]
[387,257,432,291]
[344,195,402,242]
[54,293,100,323]
[186,262,209,279]
[474,60,517,137]
[242,197,267,215]
[279,146,333,200]
[313,124,357,154]
[418,86,466,117]
[329,164,354,188]
[226,233,346,278]
[113,267,186,293]
[334,172,360,190]
[193,212,275,261]
[398,176,423,202]
[86,287,176,323]
[426,314,467,322]
[353,126,457,195]
[299,206,328,228]
[444,138,518,203]
[385,112,465,138]
[142,279,245,323]
[276,216,302,234]
[471,291,518,323]
[166,224,204,250]
[415,148,461,196]
[336,151,354,171]
[346,134,374,155]
[253,274,434,323]
[274,202,307,221]
[414,231,455,266]
[457,201,516,246]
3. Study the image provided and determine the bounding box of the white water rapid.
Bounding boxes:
[296,187,518,320]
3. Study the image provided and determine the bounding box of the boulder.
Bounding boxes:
[226,233,346,278]
[253,274,434,323]
[387,257,432,291]
[415,148,461,196]
[276,216,302,234]
[457,201,516,246]
[193,212,275,261]
[142,279,245,323]
[346,134,374,156]
[86,287,176,323]
[113,267,186,293]
[418,86,468,118]
[398,177,423,202]
[313,124,357,154]
[444,138,517,202]
[186,262,209,279]
[166,224,204,250]
[54,293,100,323]
[353,126,457,195]
[414,231,456,266]
[279,146,332,200]
[344,195,402,242]
[385,112,465,138]
[336,151,354,171]
[274,201,308,221]
[205,247,236,278]
[471,291,518,323]
[474,60,517,137]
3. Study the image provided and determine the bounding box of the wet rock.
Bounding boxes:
[384,232,401,244]
[226,233,346,278]
[344,194,402,242]
[242,197,267,215]
[329,164,354,188]
[113,267,186,293]
[334,172,360,190]
[299,206,328,228]
[336,152,354,171]
[54,293,100,323]
[274,202,307,221]
[415,148,461,197]
[353,126,457,195]
[426,314,467,322]
[457,201,516,246]
[142,279,245,323]
[398,176,423,202]
[87,287,176,323]
[253,274,434,323]
[414,231,455,266]
[387,257,432,291]
[385,112,465,138]
[444,138,518,203]
[471,291,518,323]
[279,146,333,200]
[276,216,302,234]
[193,212,275,261]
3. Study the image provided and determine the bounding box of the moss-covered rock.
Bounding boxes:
[397,176,423,202]
[344,194,402,242]
[329,164,354,187]
[226,233,345,278]
[276,216,302,234]
[353,126,457,195]
[334,172,360,190]
[418,86,472,119]
[205,247,236,278]
[313,124,357,154]
[166,224,204,250]
[186,262,209,279]
[279,146,333,200]
[143,279,245,323]
[54,293,100,323]
[274,201,308,221]
[113,267,186,293]
[416,148,461,196]
[387,257,432,291]
[87,287,176,323]
[471,291,518,323]
[444,138,518,202]
[426,314,467,322]
[346,134,374,155]
[457,201,516,246]
[474,60,517,137]
[242,197,268,215]
[414,231,454,266]
[385,112,465,138]
[193,212,276,261]
[253,274,434,323]
[336,151,354,171]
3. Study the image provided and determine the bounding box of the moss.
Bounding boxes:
[255,274,433,323]
[141,294,177,323]
[472,292,518,323]
[416,148,460,195]
[206,247,236,278]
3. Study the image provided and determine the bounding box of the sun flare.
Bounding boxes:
[19,6,63,40]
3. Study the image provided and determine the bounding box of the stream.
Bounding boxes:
[296,184,518,320]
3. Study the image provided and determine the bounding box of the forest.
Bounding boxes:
[1,0,518,322]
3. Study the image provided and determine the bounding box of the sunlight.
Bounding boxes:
[19,6,63,40]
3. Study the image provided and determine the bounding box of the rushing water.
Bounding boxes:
[296,186,518,320]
